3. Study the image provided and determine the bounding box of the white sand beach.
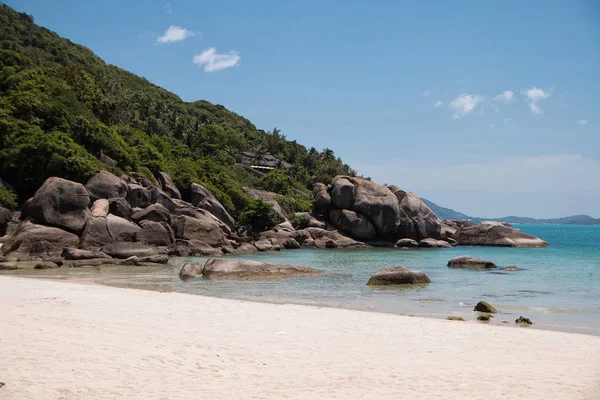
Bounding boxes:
[0,276,599,400]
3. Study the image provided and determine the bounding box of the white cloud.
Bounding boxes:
[449,93,483,119]
[522,87,552,114]
[488,124,495,129]
[577,119,588,125]
[504,118,513,123]
[433,100,443,108]
[165,3,172,14]
[157,26,197,43]
[192,48,241,72]
[422,90,431,97]
[494,90,514,104]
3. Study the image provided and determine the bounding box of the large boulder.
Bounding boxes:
[79,217,113,248]
[312,183,332,212]
[399,193,442,240]
[474,301,497,313]
[126,184,151,208]
[328,209,376,241]
[149,186,177,212]
[108,197,132,219]
[447,256,497,270]
[106,214,140,242]
[90,199,109,218]
[85,171,127,201]
[131,203,171,224]
[23,177,90,234]
[243,187,287,223]
[154,171,181,200]
[136,220,174,246]
[367,266,431,285]
[201,258,324,280]
[189,183,235,229]
[292,212,327,229]
[455,223,548,247]
[330,177,356,209]
[102,242,158,259]
[170,214,228,247]
[1,222,79,259]
[0,207,11,236]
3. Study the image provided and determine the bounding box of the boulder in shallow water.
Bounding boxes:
[448,256,497,270]
[0,262,17,270]
[446,316,465,321]
[34,261,59,269]
[502,266,520,271]
[179,262,204,280]
[474,301,497,313]
[2,222,79,259]
[202,258,324,280]
[515,316,533,325]
[419,238,452,248]
[395,238,419,248]
[455,223,548,247]
[367,266,431,285]
[62,248,110,260]
[477,315,492,322]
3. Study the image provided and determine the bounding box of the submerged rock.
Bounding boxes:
[34,261,59,269]
[446,316,465,321]
[477,315,492,322]
[474,301,497,313]
[202,258,324,280]
[102,242,158,259]
[367,266,431,285]
[0,262,17,270]
[515,316,533,325]
[502,266,520,271]
[448,256,497,270]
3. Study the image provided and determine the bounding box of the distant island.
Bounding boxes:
[422,199,600,225]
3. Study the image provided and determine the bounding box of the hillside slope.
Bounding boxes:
[0,4,354,216]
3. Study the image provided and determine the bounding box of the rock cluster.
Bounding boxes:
[441,220,548,248]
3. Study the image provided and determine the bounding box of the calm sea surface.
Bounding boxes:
[5,224,600,335]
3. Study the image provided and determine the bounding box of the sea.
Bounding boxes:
[5,224,600,335]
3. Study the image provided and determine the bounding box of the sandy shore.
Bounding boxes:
[0,276,599,399]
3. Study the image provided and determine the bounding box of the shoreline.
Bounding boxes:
[1,275,600,399]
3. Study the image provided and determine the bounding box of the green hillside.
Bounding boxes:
[0,3,355,217]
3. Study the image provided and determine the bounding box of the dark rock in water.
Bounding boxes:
[0,262,17,270]
[85,171,127,202]
[474,301,497,313]
[102,242,158,259]
[2,222,79,259]
[367,266,431,285]
[179,262,204,280]
[136,220,174,246]
[34,261,59,269]
[62,248,110,260]
[189,183,235,229]
[328,209,377,241]
[108,198,132,219]
[23,177,91,234]
[515,316,533,325]
[118,254,169,266]
[131,203,171,224]
[477,315,492,322]
[455,221,548,247]
[126,184,151,209]
[446,316,465,321]
[448,256,497,270]
[202,258,324,280]
[395,238,419,248]
[502,266,520,271]
[154,171,181,200]
[366,241,396,248]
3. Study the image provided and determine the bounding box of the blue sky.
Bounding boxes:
[6,0,600,218]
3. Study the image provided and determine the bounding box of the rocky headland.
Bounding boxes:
[0,170,548,267]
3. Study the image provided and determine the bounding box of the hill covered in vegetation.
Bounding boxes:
[0,4,355,219]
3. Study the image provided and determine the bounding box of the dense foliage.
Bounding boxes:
[0,4,356,216]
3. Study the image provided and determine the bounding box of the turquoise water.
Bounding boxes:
[5,224,600,334]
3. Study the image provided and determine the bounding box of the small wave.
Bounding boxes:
[527,307,581,314]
